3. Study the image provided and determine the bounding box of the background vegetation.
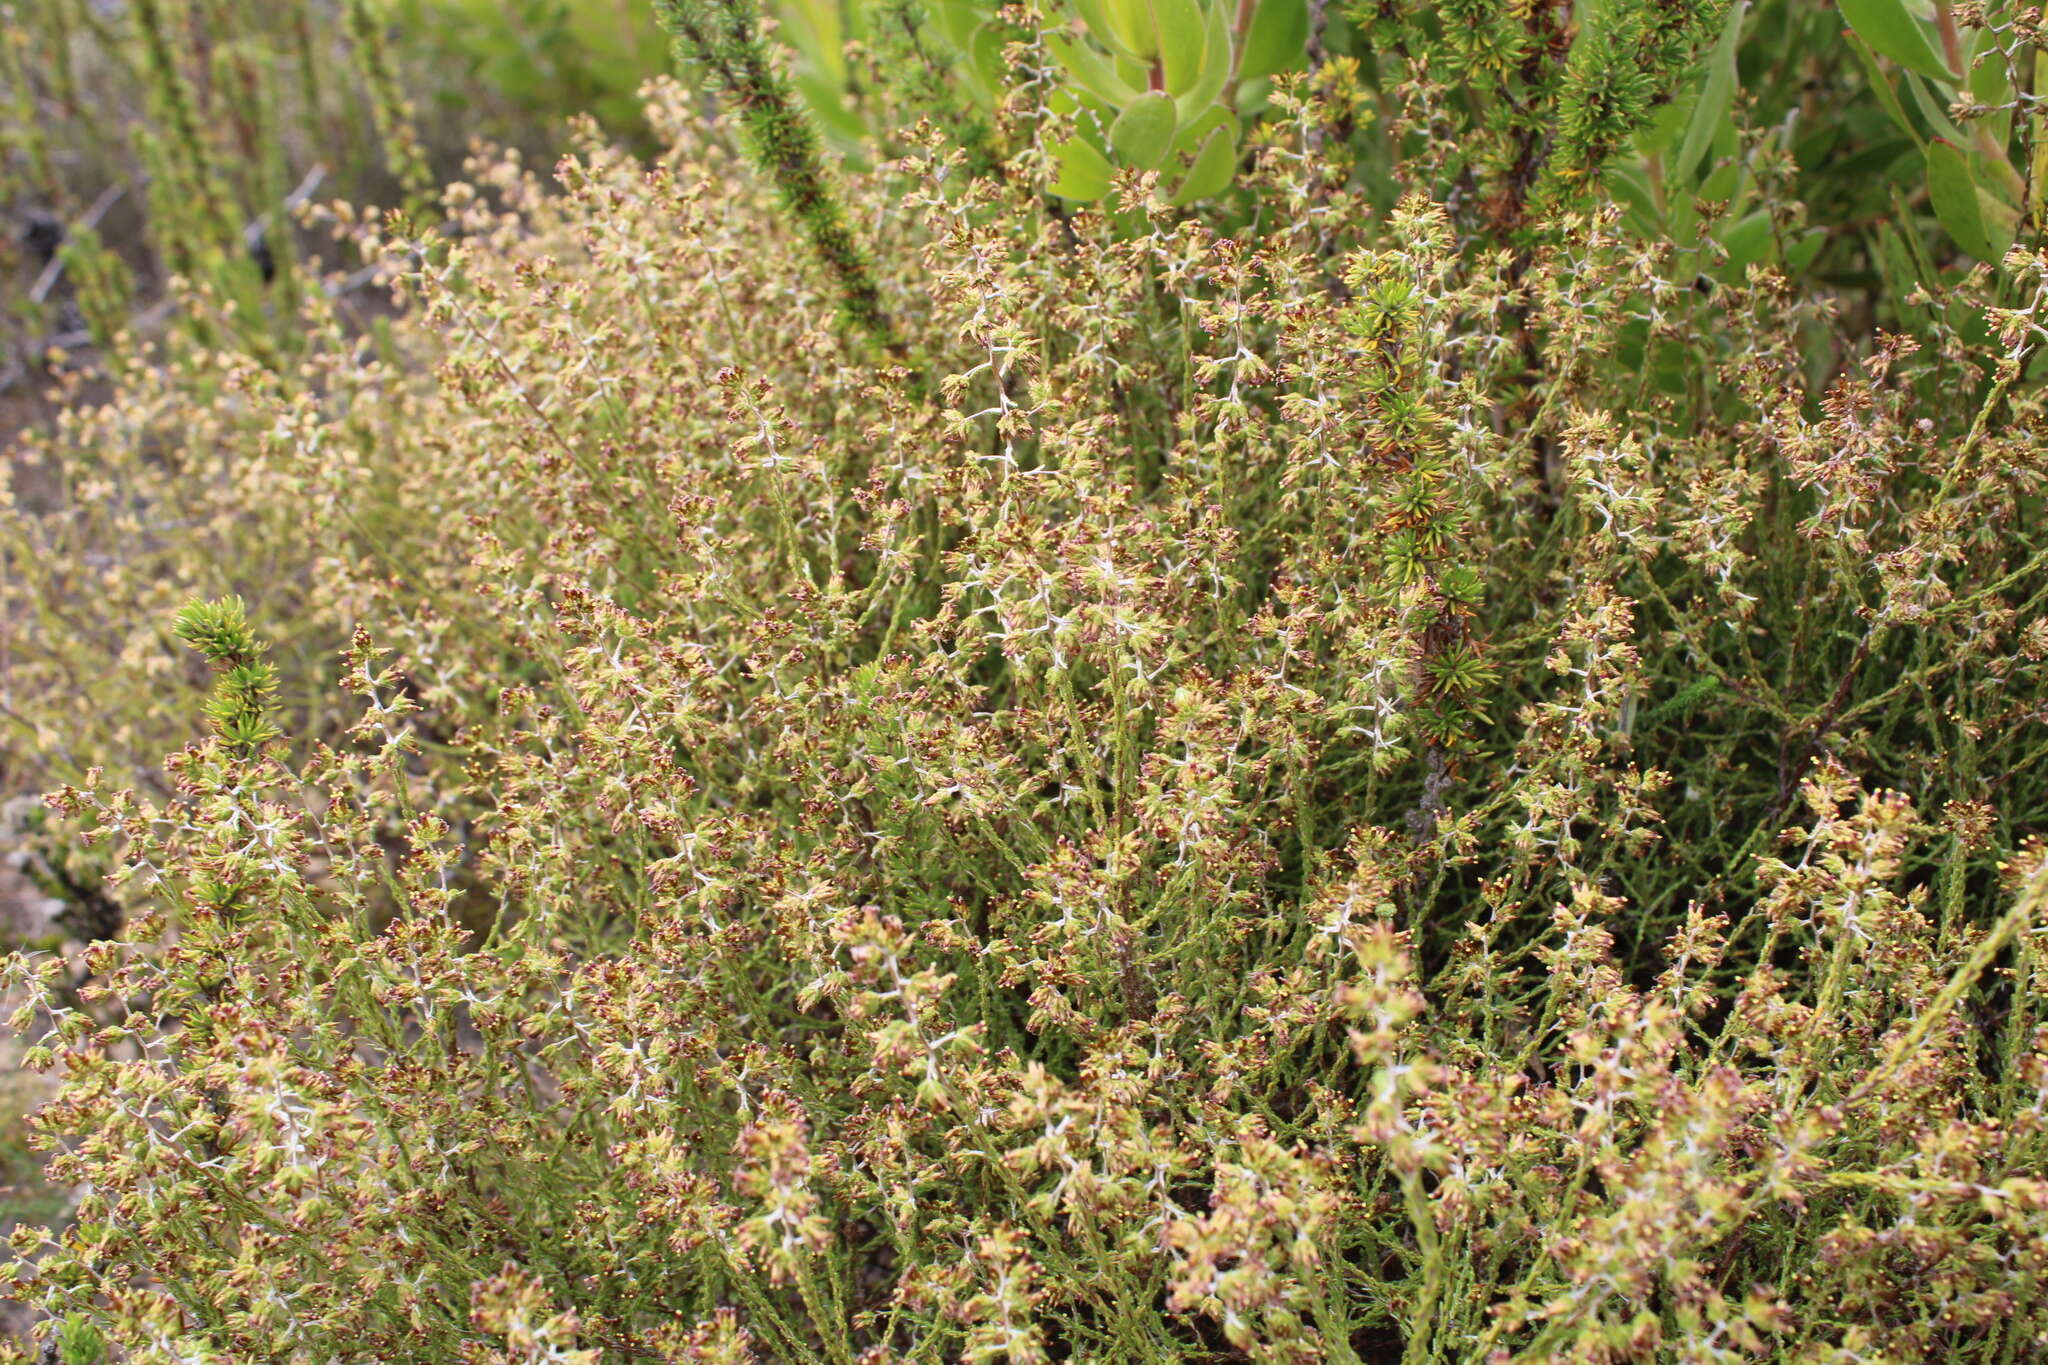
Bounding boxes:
[3,0,2048,1361]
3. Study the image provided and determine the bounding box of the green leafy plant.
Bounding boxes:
[1838,0,2027,261]
[393,0,669,148]
[173,596,283,754]
[1039,0,1305,203]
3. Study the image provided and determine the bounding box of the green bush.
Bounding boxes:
[4,1,2048,1362]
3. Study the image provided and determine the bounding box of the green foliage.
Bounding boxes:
[1040,0,1245,202]
[340,0,434,209]
[0,0,669,376]
[393,0,669,145]
[51,1315,103,1365]
[3,2,2048,1364]
[173,596,282,753]
[652,0,894,343]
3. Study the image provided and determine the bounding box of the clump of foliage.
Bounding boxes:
[0,0,668,378]
[4,0,2048,1362]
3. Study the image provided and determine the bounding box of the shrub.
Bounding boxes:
[4,0,2048,1362]
[0,0,671,382]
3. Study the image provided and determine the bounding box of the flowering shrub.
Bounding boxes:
[5,0,2048,1362]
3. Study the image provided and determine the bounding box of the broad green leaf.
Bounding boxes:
[1045,33,1143,106]
[1947,289,1995,348]
[1714,209,1774,277]
[928,0,982,52]
[2034,49,2048,233]
[1167,105,1236,160]
[1605,162,1662,235]
[1710,109,1740,170]
[1672,0,1745,184]
[1839,0,1955,84]
[931,14,1004,111]
[1980,192,2021,252]
[1843,28,1926,148]
[1969,143,2025,208]
[1173,0,1232,120]
[1970,30,2013,147]
[1110,91,1179,169]
[1615,316,1649,372]
[1153,0,1207,96]
[1868,251,1926,348]
[1889,183,1943,280]
[1051,135,1116,200]
[1234,73,1274,116]
[1239,0,1308,81]
[1075,0,1143,61]
[1638,97,1689,159]
[1698,160,1741,203]
[780,0,845,82]
[1785,230,1827,275]
[965,23,1008,103]
[1926,138,2005,261]
[1171,123,1237,204]
[1904,71,1967,146]
[1667,191,1698,253]
[793,71,866,143]
[1874,221,1925,316]
[1650,338,1691,395]
[1102,0,1159,59]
